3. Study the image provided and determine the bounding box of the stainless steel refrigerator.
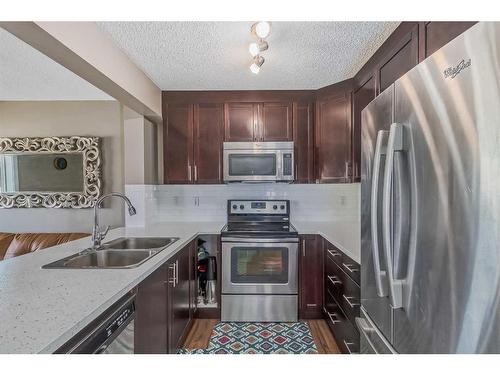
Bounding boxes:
[357,22,500,354]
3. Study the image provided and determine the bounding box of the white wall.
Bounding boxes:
[0,101,125,233]
[125,183,360,227]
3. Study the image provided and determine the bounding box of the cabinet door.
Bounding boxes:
[167,245,191,353]
[299,235,323,319]
[193,104,224,183]
[316,93,352,183]
[260,102,293,141]
[352,76,375,182]
[419,22,476,61]
[164,103,193,183]
[378,24,419,93]
[293,101,314,183]
[135,264,168,353]
[224,103,258,142]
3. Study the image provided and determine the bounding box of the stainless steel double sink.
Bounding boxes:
[42,237,179,269]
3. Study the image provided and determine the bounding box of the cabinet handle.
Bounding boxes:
[343,340,356,354]
[306,303,317,308]
[342,263,359,273]
[168,263,176,286]
[342,294,360,308]
[188,165,192,182]
[327,312,340,324]
[194,165,198,181]
[327,275,342,286]
[302,239,306,257]
[327,249,341,259]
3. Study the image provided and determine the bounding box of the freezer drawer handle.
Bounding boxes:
[370,130,389,297]
[327,275,342,286]
[382,123,404,309]
[355,317,379,354]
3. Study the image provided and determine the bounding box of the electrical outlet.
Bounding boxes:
[340,195,346,206]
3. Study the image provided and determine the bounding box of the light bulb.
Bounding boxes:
[248,41,269,57]
[251,21,271,39]
[250,63,260,74]
[250,56,264,74]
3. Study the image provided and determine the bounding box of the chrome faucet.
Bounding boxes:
[92,192,137,248]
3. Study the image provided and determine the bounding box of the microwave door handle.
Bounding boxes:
[382,123,404,309]
[371,130,389,297]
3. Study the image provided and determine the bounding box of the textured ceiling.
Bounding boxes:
[0,27,112,101]
[98,21,399,90]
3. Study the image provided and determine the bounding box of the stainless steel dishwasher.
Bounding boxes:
[56,292,136,354]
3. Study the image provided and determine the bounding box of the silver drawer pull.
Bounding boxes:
[327,312,340,324]
[327,249,341,258]
[168,263,176,286]
[343,340,356,354]
[306,303,317,307]
[327,275,342,285]
[342,263,359,273]
[342,294,360,308]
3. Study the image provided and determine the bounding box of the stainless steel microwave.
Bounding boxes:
[223,142,294,183]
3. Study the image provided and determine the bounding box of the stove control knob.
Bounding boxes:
[273,205,278,210]
[232,204,237,210]
[280,205,285,210]
[239,204,244,210]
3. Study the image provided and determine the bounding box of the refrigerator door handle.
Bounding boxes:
[371,130,389,297]
[382,123,404,309]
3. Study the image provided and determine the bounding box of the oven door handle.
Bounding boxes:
[221,237,299,243]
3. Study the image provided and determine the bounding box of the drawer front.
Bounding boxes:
[324,241,343,266]
[341,253,360,285]
[338,268,360,327]
[324,289,360,354]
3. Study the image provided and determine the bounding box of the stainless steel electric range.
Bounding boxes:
[221,199,298,322]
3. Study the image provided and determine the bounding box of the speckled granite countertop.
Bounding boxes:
[292,220,360,264]
[0,219,359,354]
[0,222,224,354]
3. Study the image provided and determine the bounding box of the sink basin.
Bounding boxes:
[103,237,178,250]
[66,250,156,268]
[42,237,179,269]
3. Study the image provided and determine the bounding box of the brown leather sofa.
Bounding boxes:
[0,232,89,261]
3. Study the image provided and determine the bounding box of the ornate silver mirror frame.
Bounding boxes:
[0,136,101,208]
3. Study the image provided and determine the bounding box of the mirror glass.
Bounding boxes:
[0,153,84,193]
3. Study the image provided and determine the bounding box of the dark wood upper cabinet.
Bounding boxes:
[418,22,476,61]
[378,24,419,93]
[316,83,352,183]
[163,103,193,184]
[225,102,292,142]
[260,102,293,141]
[194,103,224,183]
[352,76,375,182]
[135,264,168,354]
[293,101,314,183]
[299,234,323,319]
[224,102,258,142]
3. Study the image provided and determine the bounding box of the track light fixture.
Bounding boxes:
[248,22,271,74]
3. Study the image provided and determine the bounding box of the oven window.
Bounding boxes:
[231,247,289,284]
[228,154,276,176]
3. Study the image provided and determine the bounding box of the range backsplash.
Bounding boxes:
[125,183,360,227]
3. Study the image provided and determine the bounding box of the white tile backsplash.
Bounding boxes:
[125,183,360,227]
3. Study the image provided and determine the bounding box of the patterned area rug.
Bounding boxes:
[179,322,318,354]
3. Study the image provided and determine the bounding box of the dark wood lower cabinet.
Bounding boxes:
[135,240,196,354]
[135,264,169,353]
[323,239,360,354]
[299,235,323,319]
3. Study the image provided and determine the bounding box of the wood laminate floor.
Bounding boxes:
[182,319,340,354]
